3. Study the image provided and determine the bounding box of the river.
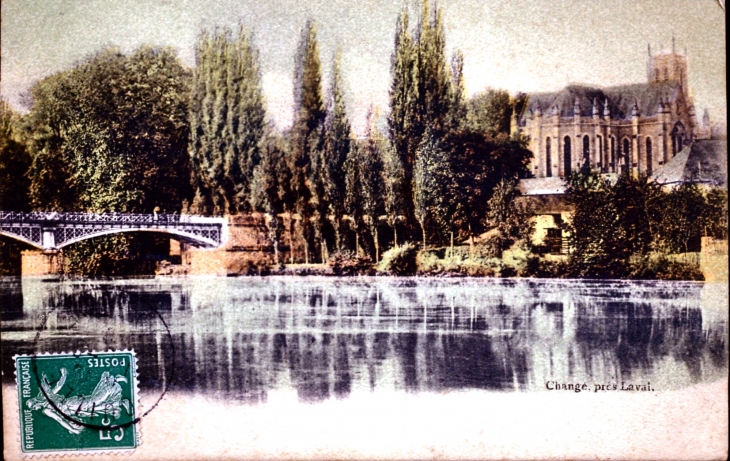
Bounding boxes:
[2,276,727,397]
[2,276,728,459]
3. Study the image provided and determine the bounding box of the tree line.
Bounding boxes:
[0,1,530,274]
[1,1,725,276]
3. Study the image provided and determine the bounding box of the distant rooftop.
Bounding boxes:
[518,177,567,196]
[651,140,727,187]
[525,82,680,120]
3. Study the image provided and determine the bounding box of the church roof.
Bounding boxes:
[526,81,679,119]
[651,140,727,187]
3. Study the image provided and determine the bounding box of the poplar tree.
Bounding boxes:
[344,139,363,255]
[413,129,454,248]
[416,1,454,138]
[321,52,352,253]
[252,132,291,263]
[388,1,459,242]
[290,19,325,263]
[359,113,386,261]
[189,26,265,215]
[387,9,419,239]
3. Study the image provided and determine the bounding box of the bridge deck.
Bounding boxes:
[0,211,225,250]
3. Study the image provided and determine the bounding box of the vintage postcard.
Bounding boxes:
[1,0,727,460]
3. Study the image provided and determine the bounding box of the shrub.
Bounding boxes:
[523,256,570,278]
[415,249,507,277]
[329,251,374,276]
[378,243,418,275]
[629,254,704,281]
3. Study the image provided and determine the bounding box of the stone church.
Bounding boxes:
[513,44,708,178]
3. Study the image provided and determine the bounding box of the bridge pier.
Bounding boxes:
[182,214,275,275]
[21,250,63,276]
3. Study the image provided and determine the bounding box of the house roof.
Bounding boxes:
[518,177,568,196]
[651,140,727,187]
[526,81,679,120]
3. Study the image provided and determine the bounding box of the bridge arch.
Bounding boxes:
[0,230,44,250]
[56,227,220,249]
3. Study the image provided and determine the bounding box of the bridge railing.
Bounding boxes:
[0,211,224,225]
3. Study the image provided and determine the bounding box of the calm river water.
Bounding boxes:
[1,276,727,402]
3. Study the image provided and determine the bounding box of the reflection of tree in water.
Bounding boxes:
[1,278,726,403]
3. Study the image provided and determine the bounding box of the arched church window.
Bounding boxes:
[646,137,653,175]
[622,138,630,173]
[563,136,572,177]
[610,136,616,172]
[546,137,552,177]
[597,135,603,171]
[671,122,686,156]
[582,135,590,167]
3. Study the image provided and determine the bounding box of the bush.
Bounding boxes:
[329,251,374,276]
[523,256,570,278]
[415,249,512,277]
[378,243,418,275]
[629,254,704,281]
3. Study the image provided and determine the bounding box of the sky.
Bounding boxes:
[1,0,726,135]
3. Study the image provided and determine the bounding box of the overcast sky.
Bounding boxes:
[1,0,726,134]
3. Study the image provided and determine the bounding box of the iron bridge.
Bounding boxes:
[0,211,225,250]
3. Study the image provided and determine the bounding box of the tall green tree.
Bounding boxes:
[321,52,352,253]
[290,19,326,263]
[252,132,292,263]
[388,8,417,180]
[388,1,463,243]
[344,139,363,255]
[23,46,192,275]
[358,123,386,261]
[343,126,386,261]
[189,26,266,215]
[381,131,408,248]
[415,1,454,139]
[25,46,191,214]
[412,130,456,248]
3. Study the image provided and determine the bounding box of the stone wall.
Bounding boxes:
[21,250,63,276]
[700,237,728,283]
[182,213,276,275]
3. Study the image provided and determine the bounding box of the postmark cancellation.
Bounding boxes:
[13,350,140,456]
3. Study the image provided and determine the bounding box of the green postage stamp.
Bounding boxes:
[14,350,139,455]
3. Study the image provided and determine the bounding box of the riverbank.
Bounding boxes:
[157,246,716,282]
[8,238,726,282]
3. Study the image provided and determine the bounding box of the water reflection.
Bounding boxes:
[1,277,727,403]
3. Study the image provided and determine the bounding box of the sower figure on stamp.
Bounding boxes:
[27,368,132,434]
